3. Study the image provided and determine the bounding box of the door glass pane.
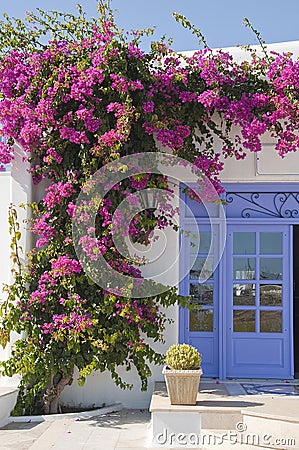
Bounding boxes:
[233,284,255,306]
[260,258,282,280]
[233,310,255,332]
[233,258,255,280]
[260,284,282,306]
[199,231,212,254]
[260,311,282,333]
[233,232,255,254]
[190,231,212,254]
[190,309,213,332]
[190,283,213,305]
[260,232,282,254]
[190,257,213,280]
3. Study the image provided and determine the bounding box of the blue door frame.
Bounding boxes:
[179,183,297,379]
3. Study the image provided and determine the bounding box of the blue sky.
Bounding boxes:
[0,0,298,51]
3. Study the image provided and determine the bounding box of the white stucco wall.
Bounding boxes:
[0,144,32,385]
[10,144,33,256]
[220,132,299,183]
[62,213,181,408]
[0,172,12,364]
[0,173,11,294]
[62,306,179,409]
[183,40,299,64]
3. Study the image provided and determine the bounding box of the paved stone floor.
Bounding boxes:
[0,409,151,450]
[0,380,298,449]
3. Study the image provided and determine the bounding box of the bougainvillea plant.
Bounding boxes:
[0,2,299,414]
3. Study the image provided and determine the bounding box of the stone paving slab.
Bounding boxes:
[0,421,52,450]
[30,410,151,450]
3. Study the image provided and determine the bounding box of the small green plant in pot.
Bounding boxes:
[163,344,202,405]
[165,344,202,370]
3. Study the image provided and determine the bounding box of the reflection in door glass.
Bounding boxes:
[190,231,212,254]
[233,232,255,254]
[190,283,213,305]
[190,257,214,280]
[260,284,282,306]
[233,258,255,280]
[260,258,282,280]
[233,310,255,332]
[233,284,255,306]
[190,309,213,332]
[260,311,282,333]
[260,232,282,254]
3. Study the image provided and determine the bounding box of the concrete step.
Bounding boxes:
[152,382,258,430]
[201,429,267,449]
[201,427,297,449]
[150,382,299,449]
[242,406,299,450]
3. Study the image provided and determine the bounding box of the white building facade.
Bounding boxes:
[0,42,299,409]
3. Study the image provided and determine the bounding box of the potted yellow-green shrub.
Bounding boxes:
[162,343,202,405]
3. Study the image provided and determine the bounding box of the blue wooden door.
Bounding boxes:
[180,226,219,377]
[226,225,293,379]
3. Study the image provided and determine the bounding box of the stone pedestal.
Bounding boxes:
[150,384,202,448]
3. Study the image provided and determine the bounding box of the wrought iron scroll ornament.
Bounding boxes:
[225,192,299,218]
